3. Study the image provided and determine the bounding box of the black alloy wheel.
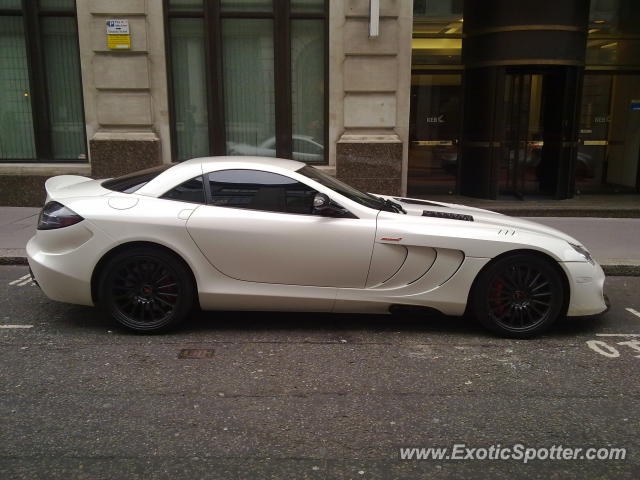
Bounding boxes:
[100,247,194,333]
[472,253,566,338]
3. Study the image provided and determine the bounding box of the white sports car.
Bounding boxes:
[27,156,608,337]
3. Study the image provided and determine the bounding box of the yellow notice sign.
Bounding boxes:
[107,34,131,49]
[106,19,131,50]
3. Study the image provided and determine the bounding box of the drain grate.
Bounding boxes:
[178,348,214,359]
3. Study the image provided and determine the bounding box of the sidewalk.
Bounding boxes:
[426,194,640,218]
[0,207,39,265]
[1,206,638,275]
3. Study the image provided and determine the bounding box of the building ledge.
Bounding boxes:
[338,133,402,144]
[0,163,92,176]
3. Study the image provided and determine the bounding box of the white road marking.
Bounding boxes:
[0,324,33,329]
[17,279,33,287]
[626,308,640,319]
[586,340,620,358]
[8,274,30,285]
[595,333,640,337]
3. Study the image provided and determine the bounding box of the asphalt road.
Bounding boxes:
[1,265,639,479]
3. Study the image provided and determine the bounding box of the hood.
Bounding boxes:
[379,195,581,246]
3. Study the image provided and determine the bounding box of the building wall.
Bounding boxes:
[77,0,170,178]
[331,0,413,195]
[1,0,412,206]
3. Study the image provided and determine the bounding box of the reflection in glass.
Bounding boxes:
[170,18,210,161]
[291,0,324,14]
[589,0,640,35]
[578,74,640,192]
[0,16,36,160]
[587,0,640,67]
[221,0,272,13]
[208,169,316,214]
[0,0,21,9]
[41,17,87,160]
[291,19,325,163]
[38,0,75,10]
[412,0,462,66]
[408,74,462,195]
[168,0,204,12]
[577,75,611,189]
[223,19,276,157]
[412,38,462,66]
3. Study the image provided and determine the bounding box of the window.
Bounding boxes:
[102,165,174,193]
[587,0,640,67]
[298,165,388,211]
[162,176,206,203]
[0,0,86,162]
[581,0,640,192]
[207,169,317,214]
[412,0,463,66]
[165,0,327,163]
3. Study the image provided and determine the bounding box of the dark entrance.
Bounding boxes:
[459,0,589,200]
[500,67,582,198]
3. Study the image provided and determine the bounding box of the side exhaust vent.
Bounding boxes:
[422,210,474,222]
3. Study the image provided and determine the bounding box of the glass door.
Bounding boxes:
[408,73,462,196]
[500,73,545,198]
[578,73,640,193]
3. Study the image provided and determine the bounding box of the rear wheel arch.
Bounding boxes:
[91,241,198,306]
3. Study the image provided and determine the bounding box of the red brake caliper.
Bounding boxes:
[490,277,506,316]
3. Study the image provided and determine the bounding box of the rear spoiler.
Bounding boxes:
[44,175,95,202]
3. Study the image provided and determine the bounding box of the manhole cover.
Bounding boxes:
[178,348,214,359]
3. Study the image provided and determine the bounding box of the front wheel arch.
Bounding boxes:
[91,241,199,307]
[465,249,570,330]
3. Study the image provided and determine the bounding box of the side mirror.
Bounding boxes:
[312,193,352,218]
[313,193,330,210]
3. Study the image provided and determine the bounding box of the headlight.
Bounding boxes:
[37,201,84,230]
[569,243,594,265]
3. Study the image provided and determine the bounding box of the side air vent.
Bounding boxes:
[395,197,448,208]
[422,210,474,222]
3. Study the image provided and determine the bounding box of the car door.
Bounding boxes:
[186,169,376,288]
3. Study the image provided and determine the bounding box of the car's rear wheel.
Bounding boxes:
[99,247,194,333]
[471,253,566,338]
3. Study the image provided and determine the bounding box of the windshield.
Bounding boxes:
[297,165,392,211]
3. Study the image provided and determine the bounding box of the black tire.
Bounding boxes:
[471,253,566,338]
[99,246,194,333]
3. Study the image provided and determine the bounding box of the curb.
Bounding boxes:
[0,257,28,266]
[2,255,639,276]
[601,264,640,276]
[491,209,640,218]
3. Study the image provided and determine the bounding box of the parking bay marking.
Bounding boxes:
[626,308,640,319]
[8,274,29,285]
[0,325,33,329]
[595,333,640,337]
[7,274,35,287]
[588,330,640,358]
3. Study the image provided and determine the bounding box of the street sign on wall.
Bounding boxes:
[106,19,130,50]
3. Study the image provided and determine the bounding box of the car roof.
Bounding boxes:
[185,155,306,171]
[134,156,308,198]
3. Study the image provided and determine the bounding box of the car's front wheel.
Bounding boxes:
[99,247,194,333]
[471,253,567,338]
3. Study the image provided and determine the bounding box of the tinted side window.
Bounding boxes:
[161,176,205,204]
[102,164,174,193]
[208,169,316,214]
